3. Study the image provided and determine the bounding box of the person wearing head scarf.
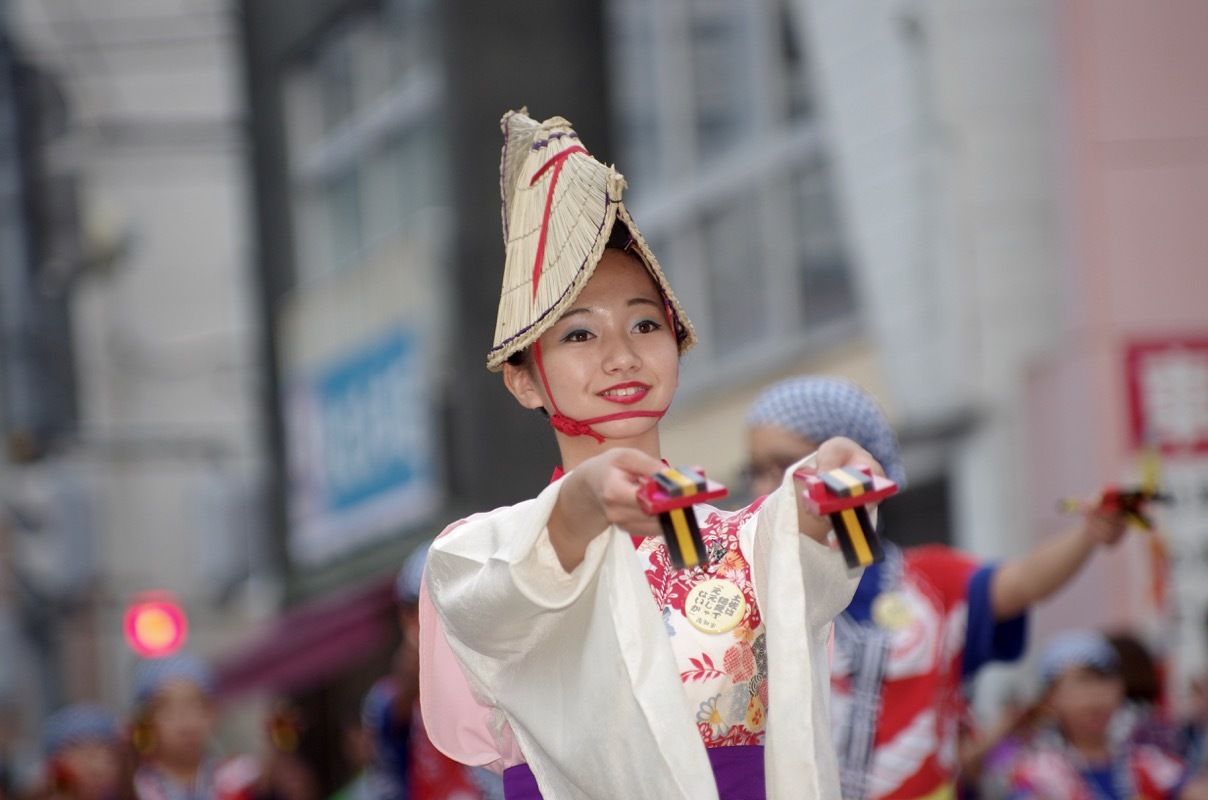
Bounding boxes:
[418,110,884,800]
[41,703,128,800]
[1003,631,1208,800]
[745,376,1133,800]
[129,654,221,800]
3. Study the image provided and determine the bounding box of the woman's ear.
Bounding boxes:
[503,362,546,410]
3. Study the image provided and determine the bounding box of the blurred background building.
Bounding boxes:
[1,0,268,781]
[1,0,1206,792]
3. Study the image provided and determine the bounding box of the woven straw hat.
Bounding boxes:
[487,109,697,371]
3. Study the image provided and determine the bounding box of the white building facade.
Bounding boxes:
[1,0,267,764]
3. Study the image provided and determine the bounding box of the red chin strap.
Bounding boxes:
[532,340,666,444]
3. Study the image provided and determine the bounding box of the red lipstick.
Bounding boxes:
[597,381,650,405]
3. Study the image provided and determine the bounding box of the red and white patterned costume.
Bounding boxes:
[1007,732,1188,799]
[831,546,1026,799]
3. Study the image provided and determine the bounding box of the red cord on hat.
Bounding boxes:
[530,146,587,300]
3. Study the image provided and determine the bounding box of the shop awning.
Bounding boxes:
[214,576,396,698]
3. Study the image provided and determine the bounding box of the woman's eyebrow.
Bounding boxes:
[558,306,596,320]
[628,297,662,309]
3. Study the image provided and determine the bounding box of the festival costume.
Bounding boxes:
[831,545,1025,800]
[1000,631,1196,800]
[419,110,859,800]
[1005,725,1190,799]
[420,456,856,799]
[133,761,220,800]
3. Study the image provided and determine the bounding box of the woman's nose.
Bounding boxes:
[602,335,641,371]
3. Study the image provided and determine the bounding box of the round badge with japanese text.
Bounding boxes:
[684,578,747,634]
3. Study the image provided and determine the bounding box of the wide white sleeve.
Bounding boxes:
[423,478,718,800]
[425,478,613,662]
[749,452,863,800]
[751,452,862,633]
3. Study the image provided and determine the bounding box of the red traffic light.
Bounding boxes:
[123,592,188,657]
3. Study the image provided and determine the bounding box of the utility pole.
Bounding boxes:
[0,0,65,716]
[0,0,78,465]
[0,0,39,445]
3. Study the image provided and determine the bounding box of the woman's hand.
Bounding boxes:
[548,448,666,571]
[1082,506,1129,547]
[792,436,885,543]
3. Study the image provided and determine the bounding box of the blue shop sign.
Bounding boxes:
[287,328,439,565]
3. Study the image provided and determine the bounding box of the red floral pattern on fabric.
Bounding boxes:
[724,642,757,682]
[641,506,764,628]
[636,502,769,749]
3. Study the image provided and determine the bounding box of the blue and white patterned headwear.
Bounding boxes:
[395,542,431,605]
[746,376,907,487]
[42,703,120,756]
[133,653,215,707]
[1039,630,1121,686]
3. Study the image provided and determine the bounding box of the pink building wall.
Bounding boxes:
[1025,0,1208,656]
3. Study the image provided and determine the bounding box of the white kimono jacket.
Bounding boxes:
[419,457,859,799]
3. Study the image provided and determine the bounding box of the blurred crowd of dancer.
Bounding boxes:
[5,547,497,800]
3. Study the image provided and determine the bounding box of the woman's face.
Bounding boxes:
[1047,666,1124,744]
[505,249,679,454]
[746,425,819,497]
[149,681,214,765]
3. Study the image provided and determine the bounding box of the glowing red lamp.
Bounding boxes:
[124,592,188,658]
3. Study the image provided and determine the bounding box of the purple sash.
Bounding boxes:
[502,744,766,799]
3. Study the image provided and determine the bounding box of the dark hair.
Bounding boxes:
[607,219,636,251]
[506,348,531,368]
[1106,632,1162,705]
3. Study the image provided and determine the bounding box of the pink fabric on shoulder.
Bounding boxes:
[417,521,523,774]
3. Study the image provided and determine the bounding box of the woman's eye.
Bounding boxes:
[561,329,593,343]
[634,319,662,334]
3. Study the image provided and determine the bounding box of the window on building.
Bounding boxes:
[701,195,767,358]
[607,0,665,186]
[607,0,858,384]
[316,30,355,137]
[793,158,855,328]
[283,1,446,285]
[688,0,754,164]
